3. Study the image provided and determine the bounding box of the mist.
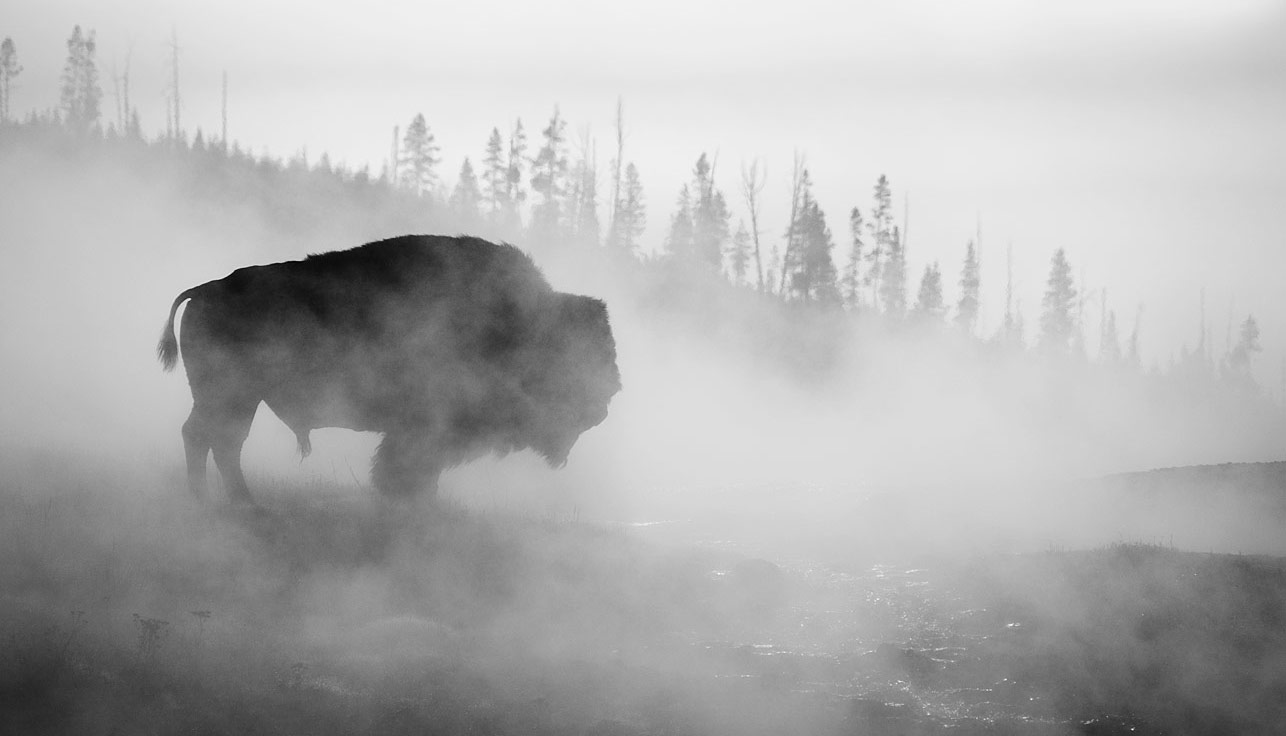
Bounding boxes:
[5,10,1286,733]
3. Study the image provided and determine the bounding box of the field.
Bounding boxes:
[4,128,1286,736]
[4,455,1286,736]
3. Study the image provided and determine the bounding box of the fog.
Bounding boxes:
[3,125,1286,733]
[4,6,1286,726]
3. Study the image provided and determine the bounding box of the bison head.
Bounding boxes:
[523,293,621,466]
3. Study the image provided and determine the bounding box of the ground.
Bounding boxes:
[3,457,1286,735]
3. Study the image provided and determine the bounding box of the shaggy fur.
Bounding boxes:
[159,235,620,502]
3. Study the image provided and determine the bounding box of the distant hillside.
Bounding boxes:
[1102,461,1286,496]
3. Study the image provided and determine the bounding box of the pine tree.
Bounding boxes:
[482,128,508,224]
[1225,314,1262,386]
[398,113,440,197]
[690,153,730,271]
[569,148,601,249]
[1039,248,1077,352]
[840,206,864,310]
[0,37,22,124]
[879,226,907,318]
[866,175,893,310]
[126,108,142,140]
[1100,310,1121,364]
[956,239,980,333]
[529,107,568,245]
[913,263,945,323]
[766,242,781,297]
[503,119,527,234]
[783,171,839,304]
[729,220,752,286]
[59,26,102,134]
[998,243,1023,348]
[614,162,646,256]
[800,198,840,305]
[1126,305,1143,367]
[665,185,695,258]
[450,157,482,231]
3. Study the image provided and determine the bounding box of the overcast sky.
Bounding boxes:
[6,0,1286,372]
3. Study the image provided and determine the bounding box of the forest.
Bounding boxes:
[0,25,1272,394]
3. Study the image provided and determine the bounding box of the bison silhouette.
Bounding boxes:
[158,235,620,503]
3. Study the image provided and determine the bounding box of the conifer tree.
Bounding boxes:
[529,107,568,244]
[1100,309,1121,364]
[729,220,752,286]
[998,243,1024,348]
[913,262,945,323]
[614,162,646,256]
[568,148,601,249]
[0,37,22,123]
[665,185,695,258]
[840,207,864,310]
[956,239,980,333]
[766,242,782,297]
[866,175,893,309]
[690,153,731,271]
[503,119,528,233]
[482,127,508,223]
[450,157,482,231]
[398,113,440,197]
[1225,314,1262,385]
[1014,301,1027,349]
[60,26,102,134]
[1039,248,1077,352]
[1126,305,1143,367]
[800,198,840,305]
[784,171,839,304]
[879,226,907,318]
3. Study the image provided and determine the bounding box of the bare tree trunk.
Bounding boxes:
[110,62,121,130]
[122,42,131,131]
[390,125,399,187]
[169,27,181,141]
[777,151,806,297]
[740,160,766,293]
[608,97,624,246]
[221,70,227,152]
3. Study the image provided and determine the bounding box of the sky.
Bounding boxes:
[5,0,1286,372]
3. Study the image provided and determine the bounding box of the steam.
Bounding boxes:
[3,122,1286,735]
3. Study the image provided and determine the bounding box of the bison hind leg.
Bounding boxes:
[372,431,442,499]
[295,429,312,459]
[182,410,212,496]
[181,399,258,505]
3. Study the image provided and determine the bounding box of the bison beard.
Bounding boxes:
[157,235,620,504]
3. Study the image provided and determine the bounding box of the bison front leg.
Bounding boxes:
[372,431,444,499]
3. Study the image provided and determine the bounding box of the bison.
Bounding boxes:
[157,235,621,504]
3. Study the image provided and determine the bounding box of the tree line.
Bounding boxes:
[0,25,1273,399]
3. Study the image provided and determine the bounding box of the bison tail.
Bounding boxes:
[157,287,198,372]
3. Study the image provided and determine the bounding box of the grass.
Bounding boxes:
[4,454,1286,735]
[0,457,840,735]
